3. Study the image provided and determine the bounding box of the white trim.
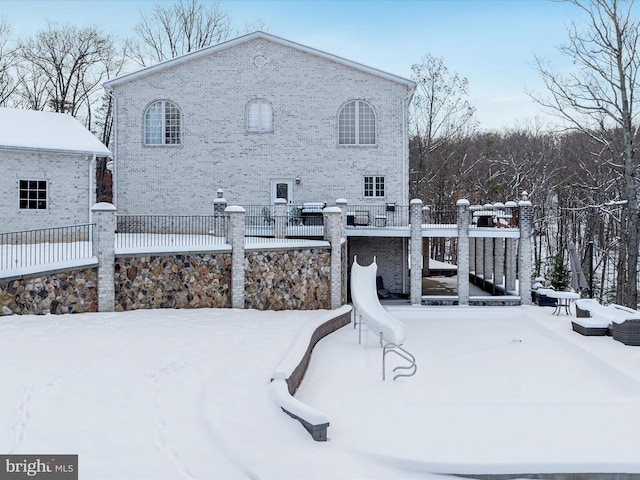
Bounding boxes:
[338,100,377,146]
[246,98,273,133]
[271,179,294,205]
[104,31,416,90]
[0,145,111,157]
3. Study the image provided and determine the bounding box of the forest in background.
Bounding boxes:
[410,125,634,304]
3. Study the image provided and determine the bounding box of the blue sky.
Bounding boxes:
[2,0,591,130]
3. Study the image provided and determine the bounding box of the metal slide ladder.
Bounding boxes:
[353,310,418,381]
[382,341,417,381]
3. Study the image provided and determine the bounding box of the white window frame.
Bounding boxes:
[338,100,376,145]
[364,176,385,198]
[144,100,182,145]
[19,179,48,211]
[246,99,273,133]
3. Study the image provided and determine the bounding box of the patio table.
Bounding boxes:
[537,289,580,316]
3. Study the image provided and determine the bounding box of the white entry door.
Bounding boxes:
[270,179,293,205]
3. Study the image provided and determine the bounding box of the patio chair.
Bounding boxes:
[289,207,302,225]
[262,206,275,225]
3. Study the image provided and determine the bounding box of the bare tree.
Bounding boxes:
[15,23,125,136]
[0,19,17,106]
[533,0,640,307]
[128,0,231,66]
[409,54,477,202]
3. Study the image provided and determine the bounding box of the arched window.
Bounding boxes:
[338,100,375,145]
[144,100,181,145]
[246,99,273,132]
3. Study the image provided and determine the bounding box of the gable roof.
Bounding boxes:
[104,31,416,90]
[0,107,112,157]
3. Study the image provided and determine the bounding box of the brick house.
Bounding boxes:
[103,31,415,214]
[0,107,112,234]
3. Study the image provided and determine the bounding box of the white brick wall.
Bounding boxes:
[111,37,412,214]
[0,150,92,233]
[348,237,407,294]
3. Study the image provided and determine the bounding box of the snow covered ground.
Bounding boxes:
[2,304,640,479]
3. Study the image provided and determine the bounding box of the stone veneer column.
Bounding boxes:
[324,206,343,309]
[274,198,287,239]
[518,192,534,305]
[456,199,470,305]
[335,198,348,240]
[410,199,423,305]
[91,202,116,312]
[335,198,348,302]
[226,206,246,309]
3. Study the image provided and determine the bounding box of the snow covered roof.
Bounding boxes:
[0,107,112,157]
[104,31,416,90]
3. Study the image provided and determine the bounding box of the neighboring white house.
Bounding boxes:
[0,107,112,234]
[104,31,416,214]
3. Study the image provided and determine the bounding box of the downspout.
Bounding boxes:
[89,154,96,224]
[105,87,117,209]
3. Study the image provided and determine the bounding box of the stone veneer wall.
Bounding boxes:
[114,253,232,311]
[245,248,331,310]
[0,268,98,315]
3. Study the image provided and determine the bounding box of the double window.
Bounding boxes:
[144,100,181,145]
[364,176,385,197]
[19,180,47,210]
[247,99,273,132]
[338,100,376,145]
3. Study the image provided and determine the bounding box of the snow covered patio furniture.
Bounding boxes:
[572,298,640,340]
[300,202,325,226]
[347,209,370,226]
[572,298,618,336]
[611,318,640,346]
[537,288,579,315]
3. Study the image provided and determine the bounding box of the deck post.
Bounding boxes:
[475,238,484,277]
[518,193,533,305]
[457,199,470,305]
[335,198,348,303]
[324,206,343,309]
[494,238,505,289]
[505,238,517,292]
[92,202,116,312]
[410,199,423,305]
[469,233,475,275]
[226,206,246,309]
[484,237,493,289]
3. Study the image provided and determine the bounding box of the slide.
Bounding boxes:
[350,256,406,345]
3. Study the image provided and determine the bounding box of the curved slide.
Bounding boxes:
[351,256,406,345]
